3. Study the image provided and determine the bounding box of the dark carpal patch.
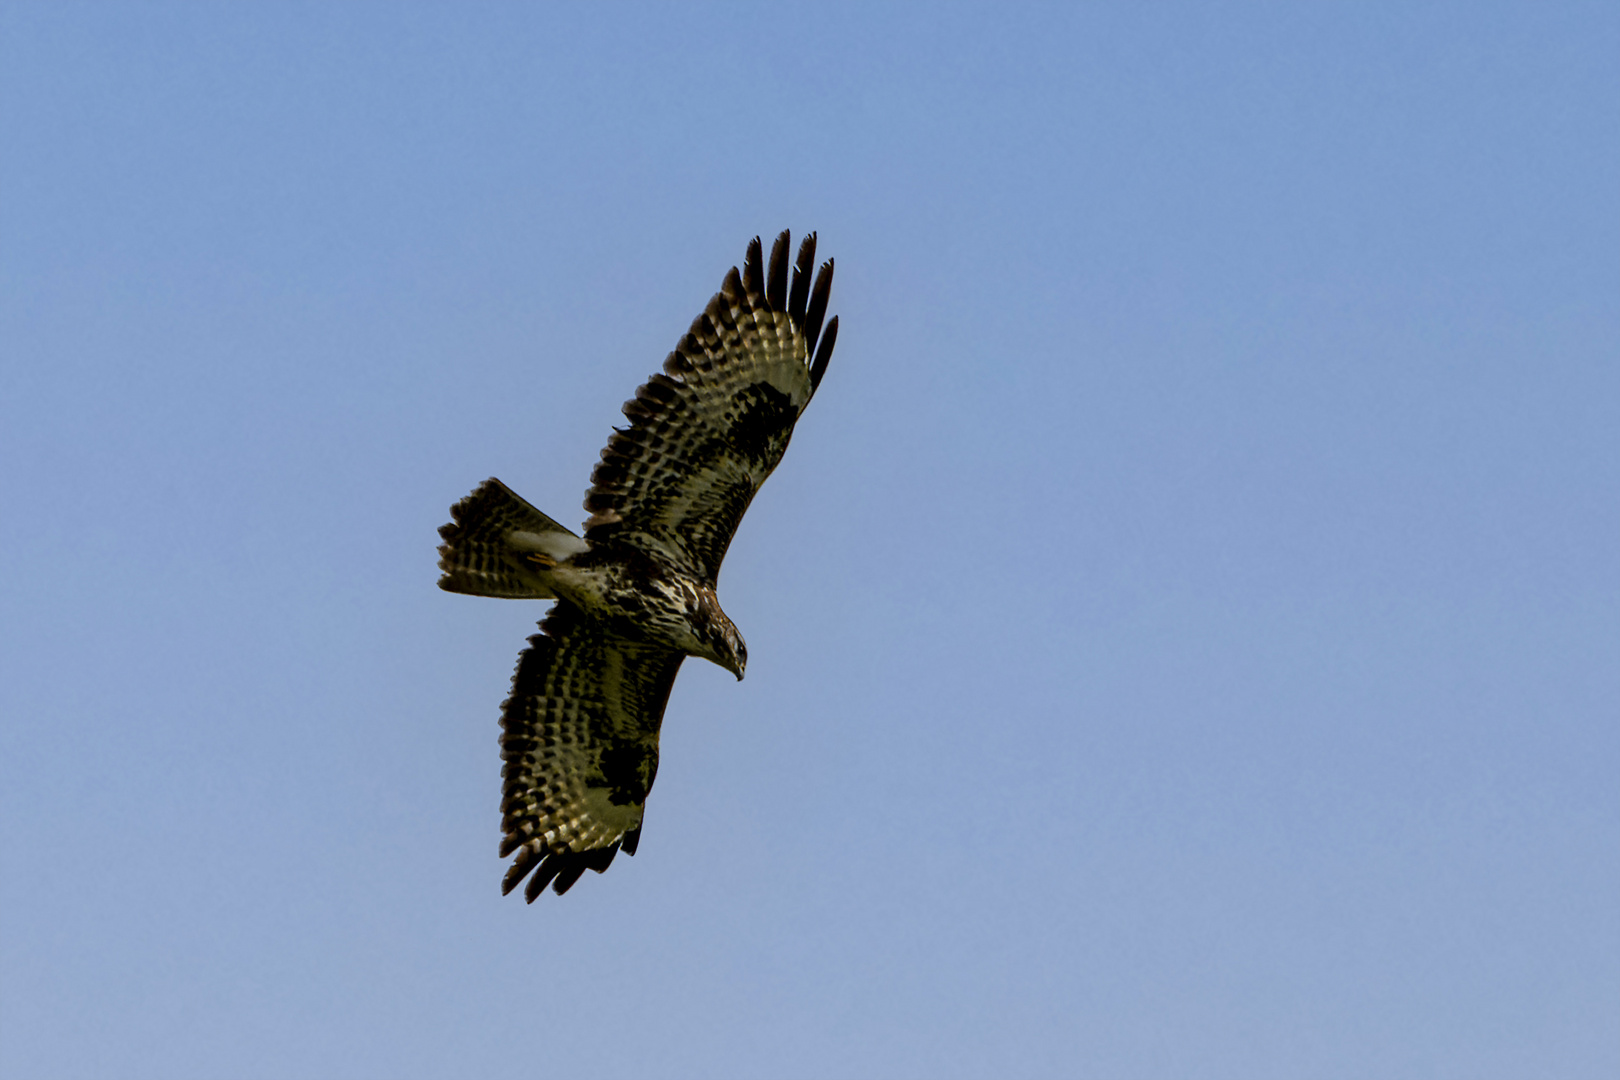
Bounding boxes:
[598,738,658,806]
[728,381,796,461]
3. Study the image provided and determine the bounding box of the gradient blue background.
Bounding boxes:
[3,3,1616,1076]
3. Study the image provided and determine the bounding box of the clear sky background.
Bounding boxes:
[2,3,1616,1077]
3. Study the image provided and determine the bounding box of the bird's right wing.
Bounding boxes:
[582,230,838,584]
[497,602,686,900]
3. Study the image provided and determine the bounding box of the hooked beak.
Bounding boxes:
[707,645,745,681]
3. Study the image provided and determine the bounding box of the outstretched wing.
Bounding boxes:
[583,230,839,584]
[497,602,685,900]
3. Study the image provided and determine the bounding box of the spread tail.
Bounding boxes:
[437,478,587,599]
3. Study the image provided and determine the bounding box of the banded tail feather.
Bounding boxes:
[437,477,587,599]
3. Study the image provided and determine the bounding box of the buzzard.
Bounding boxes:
[437,231,838,901]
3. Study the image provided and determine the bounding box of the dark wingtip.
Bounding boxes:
[551,863,588,895]
[809,315,838,392]
[583,842,620,874]
[765,230,790,312]
[508,841,624,901]
[803,257,834,365]
[789,232,817,323]
[743,236,765,299]
[501,844,544,895]
[524,855,562,902]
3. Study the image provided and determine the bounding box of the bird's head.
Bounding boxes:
[710,612,748,681]
[691,590,747,680]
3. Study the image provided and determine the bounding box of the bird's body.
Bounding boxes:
[437,231,837,900]
[536,527,745,676]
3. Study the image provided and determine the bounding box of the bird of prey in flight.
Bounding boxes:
[437,230,838,900]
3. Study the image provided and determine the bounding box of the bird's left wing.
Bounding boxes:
[497,602,685,900]
[582,230,838,584]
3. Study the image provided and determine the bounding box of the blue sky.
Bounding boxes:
[2,3,1616,1077]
